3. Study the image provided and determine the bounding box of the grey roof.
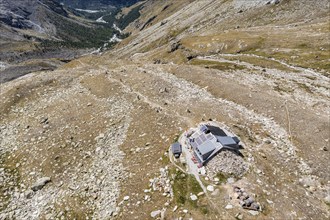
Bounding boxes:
[206,125,227,136]
[192,133,210,147]
[197,140,216,156]
[216,136,238,146]
[171,142,182,153]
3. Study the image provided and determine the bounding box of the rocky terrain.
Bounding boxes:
[0,0,329,219]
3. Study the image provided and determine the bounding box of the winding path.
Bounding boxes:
[168,133,207,193]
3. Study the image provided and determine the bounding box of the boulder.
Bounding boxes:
[248,210,259,216]
[235,213,243,220]
[190,194,198,201]
[25,189,34,199]
[227,177,235,184]
[197,192,205,196]
[160,209,166,220]
[244,197,254,206]
[250,202,260,211]
[225,204,233,209]
[31,177,51,191]
[151,210,161,218]
[207,185,214,192]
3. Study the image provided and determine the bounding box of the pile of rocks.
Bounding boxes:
[150,166,173,198]
[234,186,260,211]
[148,167,174,219]
[206,150,249,178]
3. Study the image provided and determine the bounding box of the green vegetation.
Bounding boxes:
[326,201,330,207]
[296,82,313,94]
[173,134,180,142]
[170,169,202,205]
[215,172,230,184]
[0,153,21,212]
[221,55,295,72]
[273,81,294,94]
[156,27,189,48]
[161,153,170,165]
[117,3,144,29]
[252,49,330,74]
[43,22,113,49]
[190,59,245,71]
[54,195,94,219]
[40,12,126,49]
[170,169,210,214]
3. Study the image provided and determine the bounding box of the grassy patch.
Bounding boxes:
[173,134,180,142]
[170,169,203,206]
[117,3,144,29]
[190,59,245,71]
[273,81,294,94]
[161,154,170,165]
[179,21,330,73]
[0,153,21,212]
[296,82,313,94]
[252,49,330,74]
[40,12,121,49]
[221,55,295,72]
[215,172,230,184]
[325,201,330,207]
[54,195,94,219]
[181,32,265,54]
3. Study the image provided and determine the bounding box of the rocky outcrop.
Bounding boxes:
[31,177,51,191]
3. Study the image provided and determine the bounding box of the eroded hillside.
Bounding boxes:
[0,0,329,219]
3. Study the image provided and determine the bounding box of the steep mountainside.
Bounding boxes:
[0,0,67,39]
[57,0,141,9]
[0,0,329,219]
[0,0,128,83]
[115,0,329,73]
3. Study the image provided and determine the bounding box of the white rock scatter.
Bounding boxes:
[0,75,133,219]
[149,166,173,197]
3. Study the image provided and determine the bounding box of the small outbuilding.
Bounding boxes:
[171,142,182,158]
